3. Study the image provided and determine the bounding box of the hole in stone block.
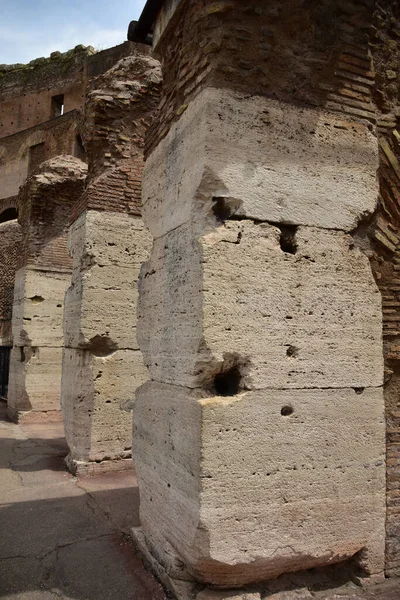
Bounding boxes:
[20,347,25,363]
[278,224,298,254]
[281,405,294,416]
[214,366,242,396]
[286,345,299,358]
[85,335,118,357]
[29,295,44,304]
[206,353,251,397]
[212,197,234,222]
[211,196,242,223]
[353,387,365,395]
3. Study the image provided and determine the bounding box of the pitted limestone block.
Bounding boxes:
[138,221,382,390]
[142,88,379,238]
[133,381,386,587]
[12,267,70,347]
[64,210,151,349]
[62,347,147,463]
[7,346,63,414]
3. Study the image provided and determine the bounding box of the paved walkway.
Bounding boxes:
[0,402,399,600]
[0,402,166,599]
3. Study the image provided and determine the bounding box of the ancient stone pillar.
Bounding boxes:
[61,53,161,475]
[132,1,386,598]
[7,156,87,422]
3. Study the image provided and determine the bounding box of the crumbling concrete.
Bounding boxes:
[132,1,387,598]
[7,156,87,423]
[61,53,161,475]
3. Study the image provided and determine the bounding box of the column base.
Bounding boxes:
[132,527,267,600]
[6,406,62,424]
[65,453,134,477]
[131,526,385,600]
[132,526,199,600]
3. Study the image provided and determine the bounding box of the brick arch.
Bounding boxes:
[0,197,17,213]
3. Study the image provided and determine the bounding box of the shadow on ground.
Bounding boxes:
[0,404,167,600]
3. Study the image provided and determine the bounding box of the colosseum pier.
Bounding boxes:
[0,1,400,599]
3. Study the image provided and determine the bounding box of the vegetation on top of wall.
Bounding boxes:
[0,45,96,87]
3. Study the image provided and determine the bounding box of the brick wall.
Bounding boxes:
[365,1,400,578]
[0,42,138,139]
[71,51,161,223]
[0,220,22,345]
[17,157,87,271]
[0,110,82,205]
[146,0,379,156]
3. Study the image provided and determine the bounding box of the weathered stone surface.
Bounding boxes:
[134,382,385,587]
[64,210,151,350]
[61,210,151,469]
[135,80,385,593]
[6,156,87,422]
[60,54,160,473]
[12,267,70,346]
[139,222,383,390]
[62,347,147,464]
[7,346,64,417]
[142,88,379,238]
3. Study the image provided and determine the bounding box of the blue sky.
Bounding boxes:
[1,0,147,65]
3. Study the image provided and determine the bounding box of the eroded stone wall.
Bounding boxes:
[7,156,87,423]
[61,52,161,475]
[133,1,389,598]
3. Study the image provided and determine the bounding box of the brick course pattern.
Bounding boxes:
[71,51,161,222]
[0,221,22,345]
[17,157,87,272]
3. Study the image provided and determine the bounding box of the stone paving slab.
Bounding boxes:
[0,402,166,600]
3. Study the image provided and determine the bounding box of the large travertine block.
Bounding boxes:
[142,88,379,238]
[134,382,385,586]
[135,87,384,593]
[12,267,70,347]
[7,346,63,415]
[138,222,383,390]
[62,347,147,463]
[64,210,151,349]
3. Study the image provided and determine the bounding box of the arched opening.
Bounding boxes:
[0,207,18,224]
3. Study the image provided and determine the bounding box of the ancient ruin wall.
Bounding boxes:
[0,220,22,346]
[0,42,136,139]
[7,156,87,423]
[61,51,161,474]
[132,1,392,597]
[0,110,81,206]
[361,0,400,578]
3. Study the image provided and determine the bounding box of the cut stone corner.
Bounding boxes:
[130,527,384,600]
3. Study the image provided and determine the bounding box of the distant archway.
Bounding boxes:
[0,208,18,224]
